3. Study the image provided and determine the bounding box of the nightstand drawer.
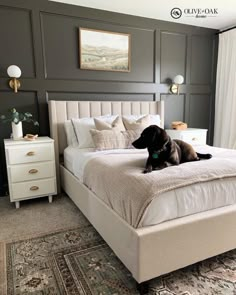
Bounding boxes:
[11,178,56,200]
[181,132,207,145]
[8,162,55,183]
[7,144,53,165]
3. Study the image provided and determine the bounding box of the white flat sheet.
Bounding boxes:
[64,145,236,227]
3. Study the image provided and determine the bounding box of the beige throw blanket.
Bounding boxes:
[83,146,236,228]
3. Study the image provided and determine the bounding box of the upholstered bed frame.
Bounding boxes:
[48,100,236,287]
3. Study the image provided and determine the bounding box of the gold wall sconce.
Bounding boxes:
[7,65,21,93]
[170,75,184,94]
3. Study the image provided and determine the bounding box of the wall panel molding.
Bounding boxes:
[161,94,186,128]
[0,5,36,78]
[190,35,214,85]
[47,92,155,102]
[160,31,187,84]
[41,12,155,82]
[189,93,211,129]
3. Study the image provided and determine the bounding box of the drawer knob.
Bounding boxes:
[30,186,39,191]
[192,137,198,141]
[29,169,38,174]
[26,151,35,156]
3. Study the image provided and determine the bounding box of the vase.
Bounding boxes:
[11,122,23,140]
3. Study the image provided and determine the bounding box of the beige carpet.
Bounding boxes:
[0,193,88,242]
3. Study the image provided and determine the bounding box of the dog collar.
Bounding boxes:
[152,153,159,159]
[153,138,170,157]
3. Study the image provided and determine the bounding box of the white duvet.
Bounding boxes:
[64,145,236,227]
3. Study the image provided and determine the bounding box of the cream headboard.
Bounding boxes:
[48,100,164,189]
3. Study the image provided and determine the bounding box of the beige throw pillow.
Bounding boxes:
[122,130,141,148]
[94,116,125,131]
[90,129,140,150]
[122,115,150,131]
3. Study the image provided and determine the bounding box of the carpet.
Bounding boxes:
[0,194,87,242]
[5,224,236,295]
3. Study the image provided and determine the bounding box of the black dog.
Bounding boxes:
[132,125,212,173]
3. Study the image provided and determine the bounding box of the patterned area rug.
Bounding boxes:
[6,223,236,294]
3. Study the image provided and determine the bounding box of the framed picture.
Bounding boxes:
[79,28,131,72]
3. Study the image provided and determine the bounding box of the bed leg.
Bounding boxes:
[136,282,149,294]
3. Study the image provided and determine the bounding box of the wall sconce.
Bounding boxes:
[7,65,21,93]
[170,75,184,94]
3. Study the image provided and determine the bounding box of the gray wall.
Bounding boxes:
[0,0,218,195]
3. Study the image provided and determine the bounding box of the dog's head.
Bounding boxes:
[132,125,169,150]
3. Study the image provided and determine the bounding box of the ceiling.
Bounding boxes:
[50,0,236,30]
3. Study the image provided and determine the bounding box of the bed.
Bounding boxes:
[48,100,236,290]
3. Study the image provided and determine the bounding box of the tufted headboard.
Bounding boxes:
[48,100,164,189]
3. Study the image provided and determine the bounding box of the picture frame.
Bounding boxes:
[79,28,131,72]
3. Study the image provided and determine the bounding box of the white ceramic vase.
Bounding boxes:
[11,122,23,140]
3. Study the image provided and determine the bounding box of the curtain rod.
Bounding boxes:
[216,26,236,35]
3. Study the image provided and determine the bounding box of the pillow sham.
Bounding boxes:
[71,115,117,148]
[149,114,161,127]
[94,116,125,131]
[64,120,78,147]
[122,114,150,131]
[90,129,140,151]
[122,114,161,128]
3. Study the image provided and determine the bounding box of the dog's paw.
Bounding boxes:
[143,169,151,174]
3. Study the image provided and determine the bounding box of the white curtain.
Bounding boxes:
[214,28,236,148]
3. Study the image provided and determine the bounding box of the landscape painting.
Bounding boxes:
[79,28,130,72]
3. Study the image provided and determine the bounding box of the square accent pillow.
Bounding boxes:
[94,116,125,131]
[122,114,150,131]
[122,114,161,128]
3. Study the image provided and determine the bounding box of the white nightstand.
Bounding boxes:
[165,128,208,145]
[4,136,57,208]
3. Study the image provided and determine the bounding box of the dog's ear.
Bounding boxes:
[152,126,168,145]
[151,126,161,145]
[161,128,169,142]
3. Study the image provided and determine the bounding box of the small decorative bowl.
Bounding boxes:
[24,134,38,141]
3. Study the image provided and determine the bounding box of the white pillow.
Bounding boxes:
[122,114,161,127]
[64,120,78,147]
[150,115,161,127]
[71,115,118,148]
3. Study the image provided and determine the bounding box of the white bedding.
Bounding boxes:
[64,145,236,227]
